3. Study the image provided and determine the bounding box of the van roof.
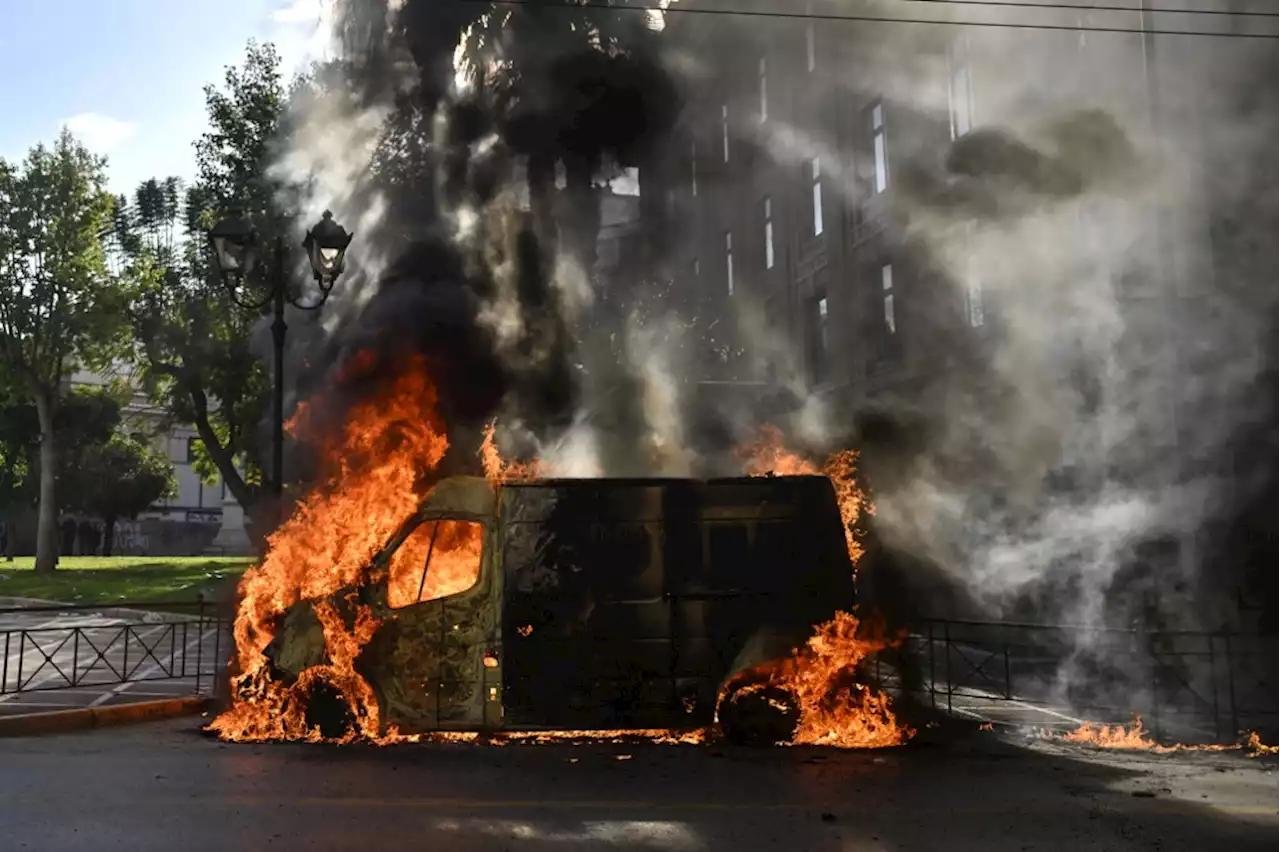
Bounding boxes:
[500,474,831,488]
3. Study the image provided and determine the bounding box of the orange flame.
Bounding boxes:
[733,426,911,748]
[480,422,542,482]
[1047,717,1278,756]
[1060,716,1177,752]
[735,424,871,568]
[210,353,451,742]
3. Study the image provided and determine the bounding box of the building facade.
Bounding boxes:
[67,366,244,555]
[639,1,1277,627]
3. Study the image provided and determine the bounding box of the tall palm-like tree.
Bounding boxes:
[334,0,676,272]
[460,1,675,272]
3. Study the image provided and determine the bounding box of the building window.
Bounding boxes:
[967,278,985,328]
[965,254,985,328]
[690,139,698,197]
[811,157,824,236]
[816,293,829,370]
[758,57,768,122]
[871,102,889,194]
[186,437,201,464]
[806,23,816,72]
[725,232,735,295]
[948,43,973,140]
[881,263,896,334]
[763,197,775,269]
[808,292,829,383]
[721,104,730,163]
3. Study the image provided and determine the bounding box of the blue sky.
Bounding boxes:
[0,0,332,195]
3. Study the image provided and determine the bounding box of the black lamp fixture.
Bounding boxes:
[302,210,354,290]
[204,208,354,508]
[206,214,260,283]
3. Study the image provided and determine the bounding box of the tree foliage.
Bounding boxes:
[0,387,130,509]
[0,131,124,389]
[114,41,291,532]
[0,129,127,570]
[68,434,175,539]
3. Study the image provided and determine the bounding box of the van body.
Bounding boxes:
[266,474,854,735]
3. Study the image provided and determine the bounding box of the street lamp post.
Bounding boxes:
[207,211,354,510]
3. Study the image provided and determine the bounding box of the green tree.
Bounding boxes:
[0,130,126,572]
[66,434,175,556]
[0,386,126,557]
[116,41,289,541]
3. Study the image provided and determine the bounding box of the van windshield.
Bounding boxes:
[387,519,484,608]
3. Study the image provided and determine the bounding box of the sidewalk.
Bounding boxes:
[0,596,229,719]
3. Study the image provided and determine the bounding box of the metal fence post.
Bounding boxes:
[1003,641,1012,700]
[1223,629,1233,736]
[211,608,223,699]
[3,631,11,694]
[1149,633,1161,743]
[927,621,937,711]
[71,628,80,688]
[195,595,205,696]
[944,621,953,716]
[1208,633,1220,742]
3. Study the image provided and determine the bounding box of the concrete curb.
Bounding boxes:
[0,696,211,738]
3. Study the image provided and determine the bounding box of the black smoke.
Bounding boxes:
[287,0,682,479]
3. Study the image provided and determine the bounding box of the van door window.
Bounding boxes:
[388,519,484,609]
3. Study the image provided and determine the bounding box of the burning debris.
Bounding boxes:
[209,352,911,749]
[1039,716,1278,757]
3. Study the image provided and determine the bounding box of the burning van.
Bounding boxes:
[259,473,855,739]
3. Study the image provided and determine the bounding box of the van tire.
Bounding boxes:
[718,683,800,746]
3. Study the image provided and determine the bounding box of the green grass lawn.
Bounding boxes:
[0,556,255,607]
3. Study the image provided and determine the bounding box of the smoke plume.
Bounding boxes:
[265,0,1275,668]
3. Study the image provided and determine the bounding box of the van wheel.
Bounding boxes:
[304,677,355,740]
[718,683,800,746]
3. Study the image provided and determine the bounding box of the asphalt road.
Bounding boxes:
[0,718,1274,851]
[0,602,230,715]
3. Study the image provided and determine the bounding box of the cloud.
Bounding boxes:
[61,112,136,154]
[271,0,323,25]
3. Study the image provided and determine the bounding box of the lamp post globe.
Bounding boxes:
[206,215,260,284]
[302,210,353,286]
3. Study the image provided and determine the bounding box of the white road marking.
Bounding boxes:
[89,627,220,707]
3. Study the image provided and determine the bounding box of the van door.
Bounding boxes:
[499,483,675,729]
[364,516,501,733]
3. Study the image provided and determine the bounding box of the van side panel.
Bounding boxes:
[498,476,853,730]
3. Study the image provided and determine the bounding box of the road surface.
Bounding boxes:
[0,718,1273,851]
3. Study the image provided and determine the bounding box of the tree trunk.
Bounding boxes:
[526,148,558,254]
[563,152,601,277]
[103,516,116,557]
[32,390,59,574]
[183,381,271,543]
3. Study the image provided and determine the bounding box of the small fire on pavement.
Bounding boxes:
[1040,716,1277,757]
